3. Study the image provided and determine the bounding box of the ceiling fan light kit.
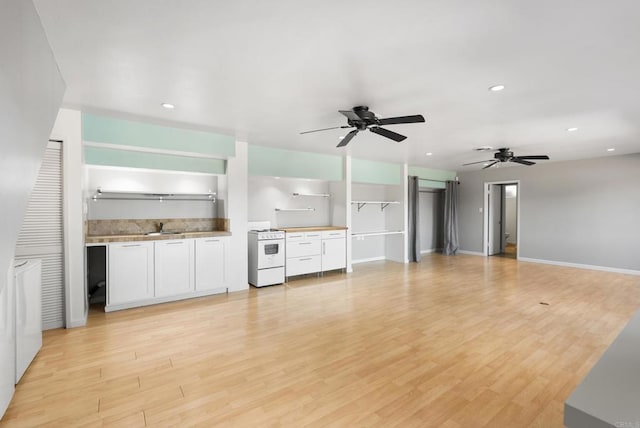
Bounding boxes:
[300,105,426,147]
[463,147,550,169]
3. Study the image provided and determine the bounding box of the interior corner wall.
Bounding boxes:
[456,154,640,271]
[0,0,66,416]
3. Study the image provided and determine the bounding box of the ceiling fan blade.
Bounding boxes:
[511,158,535,166]
[300,125,352,135]
[515,155,549,160]
[337,130,358,147]
[369,127,407,142]
[339,110,361,121]
[483,161,499,169]
[377,114,426,126]
[463,159,495,166]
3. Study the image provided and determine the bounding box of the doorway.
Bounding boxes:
[484,181,519,259]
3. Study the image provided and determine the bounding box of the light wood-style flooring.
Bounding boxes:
[2,254,639,427]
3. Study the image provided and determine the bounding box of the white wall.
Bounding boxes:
[226,142,249,292]
[0,0,66,416]
[86,166,219,220]
[248,176,332,228]
[504,187,517,244]
[457,154,640,273]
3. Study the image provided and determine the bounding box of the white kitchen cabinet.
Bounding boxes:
[154,239,194,297]
[195,237,227,291]
[286,232,321,278]
[322,231,346,272]
[108,242,154,305]
[285,229,346,278]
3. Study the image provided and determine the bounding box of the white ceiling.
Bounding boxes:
[34,0,640,170]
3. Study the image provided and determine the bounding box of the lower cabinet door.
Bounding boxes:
[108,242,154,305]
[286,255,321,277]
[154,240,194,298]
[195,238,227,291]
[322,238,346,271]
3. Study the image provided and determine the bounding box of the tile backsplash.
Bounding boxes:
[87,218,228,236]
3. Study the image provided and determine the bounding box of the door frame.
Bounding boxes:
[483,180,520,259]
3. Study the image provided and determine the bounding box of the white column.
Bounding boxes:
[51,109,87,328]
[226,141,249,292]
[345,155,353,273]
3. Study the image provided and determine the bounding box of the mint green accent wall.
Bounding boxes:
[352,159,402,185]
[82,113,235,157]
[248,145,343,181]
[85,147,226,174]
[409,166,457,189]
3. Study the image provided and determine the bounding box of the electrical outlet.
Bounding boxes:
[479,207,483,213]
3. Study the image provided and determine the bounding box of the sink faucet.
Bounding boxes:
[159,222,164,233]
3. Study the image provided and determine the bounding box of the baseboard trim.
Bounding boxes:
[458,250,484,256]
[420,248,439,254]
[518,257,640,276]
[352,256,386,265]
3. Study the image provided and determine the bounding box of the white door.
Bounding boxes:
[108,242,154,305]
[0,262,16,416]
[322,238,346,272]
[488,184,503,255]
[15,141,64,330]
[15,260,42,383]
[155,240,194,297]
[195,238,226,291]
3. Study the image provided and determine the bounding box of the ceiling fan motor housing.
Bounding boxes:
[495,148,514,161]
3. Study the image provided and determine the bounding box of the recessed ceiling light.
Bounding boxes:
[488,84,505,92]
[483,163,489,166]
[161,103,175,109]
[274,176,280,179]
[426,152,433,156]
[607,148,615,152]
[339,136,345,139]
[567,127,578,132]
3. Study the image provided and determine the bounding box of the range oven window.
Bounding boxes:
[264,243,280,255]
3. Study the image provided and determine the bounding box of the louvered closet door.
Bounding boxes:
[15,141,64,330]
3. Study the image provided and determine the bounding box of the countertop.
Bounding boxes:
[277,226,348,233]
[564,308,640,428]
[86,230,231,244]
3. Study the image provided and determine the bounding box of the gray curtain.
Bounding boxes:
[408,176,421,262]
[443,180,459,255]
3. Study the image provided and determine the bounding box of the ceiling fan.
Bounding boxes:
[300,106,425,147]
[463,148,550,169]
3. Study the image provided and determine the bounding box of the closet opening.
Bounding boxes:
[484,181,519,259]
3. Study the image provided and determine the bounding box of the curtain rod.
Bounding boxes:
[417,178,460,184]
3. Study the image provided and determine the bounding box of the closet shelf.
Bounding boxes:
[351,200,400,212]
[275,207,316,212]
[92,188,216,203]
[351,230,405,237]
[292,192,330,198]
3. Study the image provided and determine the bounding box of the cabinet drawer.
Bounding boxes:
[286,232,305,242]
[304,232,322,240]
[286,255,321,277]
[287,240,321,258]
[321,230,346,239]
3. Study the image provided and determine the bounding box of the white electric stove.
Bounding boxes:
[248,227,285,287]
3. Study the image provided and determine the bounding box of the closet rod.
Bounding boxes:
[419,190,444,194]
[417,178,460,184]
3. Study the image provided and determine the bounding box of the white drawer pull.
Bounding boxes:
[299,258,312,261]
[123,244,141,247]
[299,242,312,245]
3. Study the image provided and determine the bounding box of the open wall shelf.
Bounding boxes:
[351,200,400,212]
[92,188,216,202]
